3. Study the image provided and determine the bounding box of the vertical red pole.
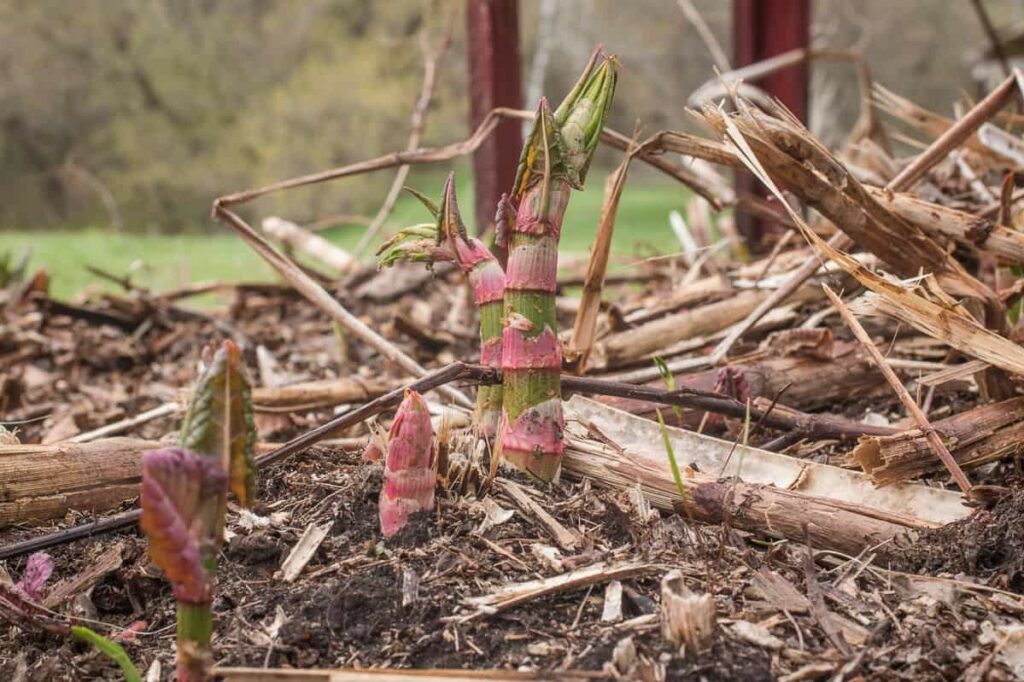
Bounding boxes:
[733,0,810,251]
[466,0,522,241]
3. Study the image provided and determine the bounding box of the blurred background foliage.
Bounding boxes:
[0,0,1020,233]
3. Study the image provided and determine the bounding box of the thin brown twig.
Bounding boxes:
[355,14,454,255]
[212,107,724,212]
[823,284,972,493]
[213,204,474,409]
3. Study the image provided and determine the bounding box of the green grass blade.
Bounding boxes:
[71,626,142,682]
[656,409,688,505]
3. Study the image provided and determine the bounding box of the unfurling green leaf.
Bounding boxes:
[180,340,256,506]
[402,186,440,218]
[513,47,618,202]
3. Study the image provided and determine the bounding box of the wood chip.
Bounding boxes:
[729,620,785,651]
[279,521,332,583]
[660,569,716,653]
[44,543,124,608]
[601,580,623,623]
[500,479,581,550]
[461,560,656,619]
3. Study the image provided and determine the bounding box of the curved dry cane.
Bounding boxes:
[496,49,618,480]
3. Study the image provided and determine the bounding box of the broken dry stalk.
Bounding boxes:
[497,48,617,480]
[823,285,973,493]
[567,144,634,372]
[380,390,436,537]
[377,175,506,434]
[660,570,716,653]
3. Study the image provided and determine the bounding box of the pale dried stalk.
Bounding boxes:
[561,436,917,559]
[566,395,965,526]
[711,74,1020,360]
[250,376,401,411]
[689,48,861,109]
[261,217,357,274]
[595,284,824,369]
[675,0,730,72]
[886,73,1018,190]
[823,285,972,493]
[722,107,1024,384]
[649,128,1024,264]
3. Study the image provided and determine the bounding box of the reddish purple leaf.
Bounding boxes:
[140,447,226,603]
[15,552,53,601]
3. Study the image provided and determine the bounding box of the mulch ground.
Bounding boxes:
[2,266,1024,681]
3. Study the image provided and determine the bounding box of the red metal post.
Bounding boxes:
[466,0,522,239]
[733,0,811,251]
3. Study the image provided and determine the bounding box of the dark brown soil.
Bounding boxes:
[895,489,1024,590]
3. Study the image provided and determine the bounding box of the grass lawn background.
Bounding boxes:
[3,170,690,301]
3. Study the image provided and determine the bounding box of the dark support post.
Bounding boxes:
[733,0,810,252]
[466,0,523,242]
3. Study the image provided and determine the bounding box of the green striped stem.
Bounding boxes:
[496,49,617,480]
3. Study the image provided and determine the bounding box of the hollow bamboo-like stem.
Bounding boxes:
[497,49,617,480]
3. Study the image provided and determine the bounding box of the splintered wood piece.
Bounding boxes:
[824,285,972,493]
[0,438,160,528]
[703,74,1018,361]
[601,580,624,623]
[43,543,124,609]
[461,560,657,617]
[566,396,967,528]
[499,479,581,551]
[592,285,823,368]
[852,397,1024,485]
[279,521,333,583]
[660,570,716,653]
